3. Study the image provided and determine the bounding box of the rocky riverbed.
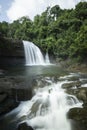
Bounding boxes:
[60,72,87,130]
[0,66,87,130]
[0,74,33,115]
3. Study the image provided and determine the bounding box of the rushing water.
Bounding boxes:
[45,52,50,64]
[16,80,82,130]
[0,65,84,130]
[23,41,50,66]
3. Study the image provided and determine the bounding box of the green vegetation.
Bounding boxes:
[0,2,87,62]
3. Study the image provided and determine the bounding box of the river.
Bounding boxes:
[0,65,87,130]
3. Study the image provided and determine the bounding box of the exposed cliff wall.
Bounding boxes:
[0,37,25,66]
[0,37,24,57]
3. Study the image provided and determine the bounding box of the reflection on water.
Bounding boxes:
[1,65,67,77]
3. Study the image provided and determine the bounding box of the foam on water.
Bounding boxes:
[14,80,82,130]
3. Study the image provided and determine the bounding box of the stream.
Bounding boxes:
[0,65,87,130]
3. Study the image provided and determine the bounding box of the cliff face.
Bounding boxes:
[0,37,24,57]
[0,37,25,66]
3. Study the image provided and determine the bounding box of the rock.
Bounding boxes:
[0,76,33,101]
[0,93,7,102]
[0,37,24,57]
[68,107,87,128]
[32,76,52,89]
[83,102,87,107]
[0,97,18,115]
[66,87,87,102]
[68,76,79,81]
[0,85,19,115]
[11,88,32,101]
[0,69,4,75]
[75,81,82,88]
[81,80,87,85]
[0,75,33,115]
[62,81,81,89]
[0,37,25,66]
[66,88,78,96]
[77,87,87,101]
[70,119,86,130]
[62,83,74,89]
[18,122,33,130]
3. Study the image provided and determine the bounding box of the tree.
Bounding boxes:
[75,2,87,20]
[0,21,9,37]
[50,5,62,21]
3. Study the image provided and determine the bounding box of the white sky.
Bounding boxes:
[0,0,87,22]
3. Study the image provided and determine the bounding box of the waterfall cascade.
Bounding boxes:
[23,41,50,65]
[14,75,82,130]
[45,52,50,64]
[4,73,83,130]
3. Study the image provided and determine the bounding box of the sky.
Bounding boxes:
[0,0,86,22]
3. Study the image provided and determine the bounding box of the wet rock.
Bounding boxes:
[0,37,25,66]
[0,76,33,101]
[18,122,34,130]
[0,97,18,115]
[29,101,41,118]
[77,87,87,101]
[68,76,79,81]
[70,119,87,130]
[32,76,52,89]
[62,83,74,89]
[68,107,87,128]
[0,69,4,75]
[62,81,81,89]
[83,102,87,107]
[0,93,7,102]
[75,81,82,88]
[0,37,24,58]
[11,88,32,101]
[81,80,87,85]
[66,87,87,102]
[66,88,78,96]
[0,87,18,115]
[0,76,33,115]
[29,99,50,118]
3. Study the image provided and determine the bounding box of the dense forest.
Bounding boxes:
[0,2,87,62]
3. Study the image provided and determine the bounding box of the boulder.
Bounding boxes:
[0,75,33,115]
[66,87,87,102]
[32,76,52,90]
[18,122,33,130]
[11,88,32,101]
[0,76,33,101]
[68,76,79,81]
[0,97,18,115]
[68,107,87,128]
[77,87,87,101]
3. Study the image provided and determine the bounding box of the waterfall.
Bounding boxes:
[45,52,50,64]
[4,73,83,130]
[14,78,82,130]
[23,41,50,66]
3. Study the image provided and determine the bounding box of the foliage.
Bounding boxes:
[0,2,87,62]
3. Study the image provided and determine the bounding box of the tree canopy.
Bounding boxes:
[0,2,87,62]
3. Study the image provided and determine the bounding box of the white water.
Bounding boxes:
[14,78,82,130]
[23,41,50,66]
[45,52,50,64]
